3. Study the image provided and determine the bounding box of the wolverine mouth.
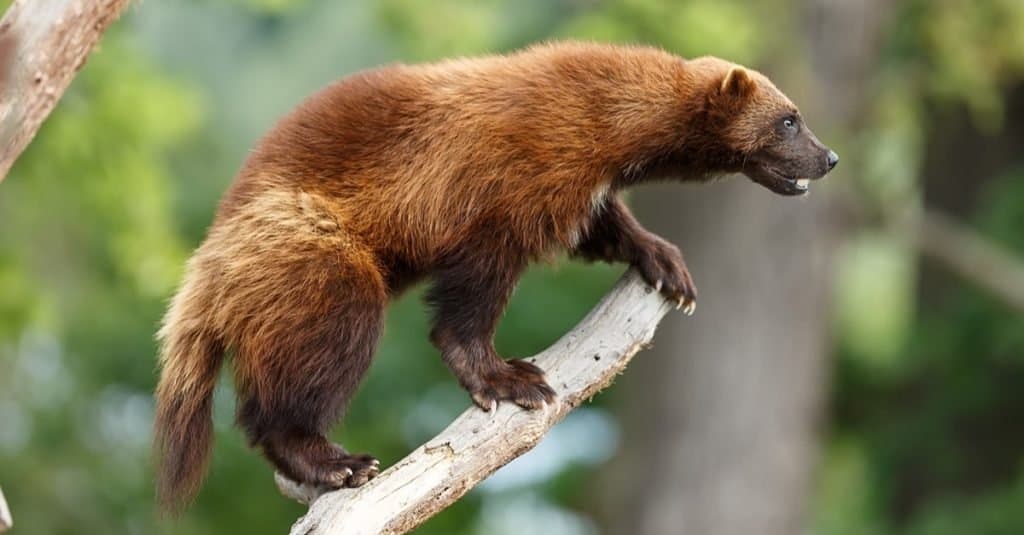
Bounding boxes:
[746,165,811,196]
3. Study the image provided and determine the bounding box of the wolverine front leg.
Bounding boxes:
[427,254,556,411]
[574,196,697,311]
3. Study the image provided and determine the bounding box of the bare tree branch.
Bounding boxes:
[0,485,11,533]
[277,269,674,535]
[0,0,131,182]
[837,188,1024,315]
[907,209,1024,313]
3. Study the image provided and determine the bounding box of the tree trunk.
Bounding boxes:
[602,179,836,535]
[598,2,889,533]
[915,85,1024,311]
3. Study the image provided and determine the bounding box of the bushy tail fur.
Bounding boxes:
[153,273,224,514]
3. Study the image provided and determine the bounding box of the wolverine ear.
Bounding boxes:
[719,67,756,98]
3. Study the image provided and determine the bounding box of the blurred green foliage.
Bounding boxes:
[1,0,1023,534]
[819,0,1024,532]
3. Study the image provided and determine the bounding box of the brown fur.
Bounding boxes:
[154,41,835,512]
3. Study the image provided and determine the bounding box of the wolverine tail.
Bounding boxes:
[153,272,224,514]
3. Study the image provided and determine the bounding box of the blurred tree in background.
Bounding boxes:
[1,1,1023,534]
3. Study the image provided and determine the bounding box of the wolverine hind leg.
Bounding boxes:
[233,259,386,489]
[218,192,387,489]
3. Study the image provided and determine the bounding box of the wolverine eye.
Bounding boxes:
[779,116,799,137]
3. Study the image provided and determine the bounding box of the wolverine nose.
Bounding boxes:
[826,150,839,170]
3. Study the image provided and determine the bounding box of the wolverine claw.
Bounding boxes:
[324,453,381,489]
[469,359,557,413]
[655,280,663,292]
[326,467,353,487]
[684,300,697,316]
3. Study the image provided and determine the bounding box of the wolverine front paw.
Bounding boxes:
[635,237,697,314]
[470,359,556,411]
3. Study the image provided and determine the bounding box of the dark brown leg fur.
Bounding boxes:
[574,195,697,306]
[236,293,385,488]
[427,250,556,411]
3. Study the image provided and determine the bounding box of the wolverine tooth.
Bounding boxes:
[796,178,810,189]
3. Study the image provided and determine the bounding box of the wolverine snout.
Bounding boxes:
[826,149,839,171]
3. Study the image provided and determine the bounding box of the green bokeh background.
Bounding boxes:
[2,0,1023,533]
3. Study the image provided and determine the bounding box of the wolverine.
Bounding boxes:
[154,41,838,511]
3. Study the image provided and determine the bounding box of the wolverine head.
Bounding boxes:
[699,59,838,195]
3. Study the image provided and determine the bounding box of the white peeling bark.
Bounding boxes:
[277,269,674,535]
[0,485,11,533]
[0,0,131,182]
